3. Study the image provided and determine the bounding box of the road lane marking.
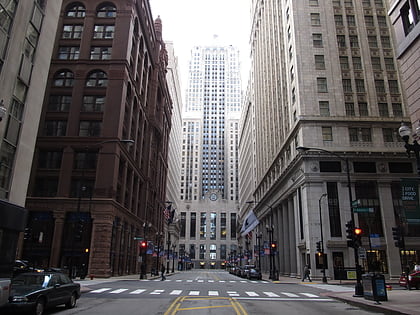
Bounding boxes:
[170,290,183,295]
[189,291,200,295]
[89,288,111,293]
[301,293,319,298]
[151,289,165,295]
[245,291,259,296]
[208,291,219,296]
[110,289,128,294]
[187,280,193,282]
[281,292,299,297]
[129,289,146,294]
[263,292,280,297]
[164,296,248,315]
[227,291,239,296]
[208,280,215,282]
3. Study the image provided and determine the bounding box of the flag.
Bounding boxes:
[168,207,176,224]
[164,204,171,222]
[240,210,259,236]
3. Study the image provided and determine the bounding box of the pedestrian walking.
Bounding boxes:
[302,264,312,282]
[161,264,166,281]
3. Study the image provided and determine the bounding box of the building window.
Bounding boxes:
[344,0,353,7]
[93,25,115,39]
[62,24,83,39]
[361,128,372,142]
[190,212,196,238]
[66,4,86,17]
[359,102,368,116]
[342,79,352,93]
[53,70,74,87]
[90,47,112,60]
[349,35,359,48]
[353,57,362,70]
[375,80,385,93]
[311,13,321,26]
[44,120,67,136]
[356,79,365,93]
[309,0,319,5]
[382,128,395,142]
[190,244,196,259]
[319,101,330,116]
[400,1,418,35]
[381,36,391,48]
[86,71,108,87]
[340,56,349,70]
[322,126,333,141]
[349,128,359,142]
[388,80,399,94]
[337,35,346,47]
[200,212,206,239]
[210,212,217,240]
[317,77,328,92]
[230,213,236,239]
[79,121,101,136]
[312,33,323,47]
[371,57,381,70]
[392,103,403,116]
[327,182,342,237]
[384,58,395,71]
[220,213,226,240]
[97,4,117,18]
[335,15,344,26]
[368,36,378,48]
[345,102,355,116]
[347,15,356,27]
[363,0,371,7]
[58,46,79,60]
[377,16,387,28]
[180,212,186,237]
[365,15,374,27]
[315,55,325,69]
[48,95,71,112]
[378,103,389,117]
[332,0,341,7]
[74,151,97,169]
[82,96,105,112]
[199,244,206,259]
[38,151,63,169]
[34,177,58,197]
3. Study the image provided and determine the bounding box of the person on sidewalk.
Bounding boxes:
[161,264,166,281]
[302,264,312,282]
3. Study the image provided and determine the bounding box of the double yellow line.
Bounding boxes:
[164,296,248,315]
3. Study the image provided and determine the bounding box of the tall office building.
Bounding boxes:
[240,0,415,280]
[24,0,172,278]
[178,45,242,269]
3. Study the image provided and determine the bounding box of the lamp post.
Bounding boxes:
[319,193,328,283]
[238,245,243,267]
[256,232,262,271]
[166,235,171,274]
[156,231,163,275]
[172,244,176,273]
[165,201,173,274]
[297,146,363,296]
[399,122,420,175]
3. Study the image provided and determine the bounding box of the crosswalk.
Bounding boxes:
[87,287,328,300]
[139,279,268,284]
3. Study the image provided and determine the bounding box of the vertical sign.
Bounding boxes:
[401,179,420,223]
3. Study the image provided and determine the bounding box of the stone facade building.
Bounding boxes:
[24,0,172,278]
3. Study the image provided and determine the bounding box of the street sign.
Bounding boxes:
[359,247,366,259]
[353,207,374,213]
[133,236,143,240]
[352,200,361,207]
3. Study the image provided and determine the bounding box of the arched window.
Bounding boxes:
[53,70,74,87]
[97,3,117,18]
[86,70,108,87]
[66,3,86,17]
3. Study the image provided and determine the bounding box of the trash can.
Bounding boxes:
[362,273,388,302]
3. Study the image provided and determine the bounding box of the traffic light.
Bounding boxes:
[140,241,147,248]
[354,227,363,248]
[74,220,84,241]
[316,241,322,253]
[345,220,355,247]
[392,226,404,248]
[270,242,277,252]
[23,227,32,240]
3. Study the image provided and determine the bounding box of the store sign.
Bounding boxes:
[401,179,420,223]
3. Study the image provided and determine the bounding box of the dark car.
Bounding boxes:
[242,265,256,278]
[399,270,420,290]
[13,260,43,277]
[8,271,81,315]
[246,268,262,280]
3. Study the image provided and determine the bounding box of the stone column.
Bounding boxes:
[289,196,297,277]
[50,211,66,268]
[283,202,291,276]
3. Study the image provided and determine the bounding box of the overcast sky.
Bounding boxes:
[149,0,252,94]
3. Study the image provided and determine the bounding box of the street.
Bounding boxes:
[32,270,387,315]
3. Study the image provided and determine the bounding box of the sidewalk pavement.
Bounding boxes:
[76,271,420,315]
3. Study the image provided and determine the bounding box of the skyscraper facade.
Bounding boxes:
[24,0,172,278]
[178,45,241,269]
[240,0,415,280]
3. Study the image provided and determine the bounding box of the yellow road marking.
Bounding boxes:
[164,296,248,315]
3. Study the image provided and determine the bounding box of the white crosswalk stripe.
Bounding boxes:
[170,290,183,295]
[208,291,219,296]
[150,290,164,295]
[281,292,299,297]
[130,289,146,294]
[189,291,200,295]
[110,289,128,294]
[245,291,259,296]
[263,292,280,297]
[301,293,319,298]
[227,291,239,296]
[90,288,111,293]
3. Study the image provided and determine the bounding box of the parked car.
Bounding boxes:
[7,271,81,315]
[242,265,256,278]
[246,268,262,280]
[13,260,43,277]
[235,266,243,277]
[399,270,420,290]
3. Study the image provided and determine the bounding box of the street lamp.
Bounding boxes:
[399,122,420,175]
[156,231,163,275]
[166,236,171,274]
[297,146,363,296]
[171,244,176,273]
[319,193,328,283]
[238,245,243,267]
[256,232,262,271]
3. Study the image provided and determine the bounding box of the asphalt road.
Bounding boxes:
[5,270,387,315]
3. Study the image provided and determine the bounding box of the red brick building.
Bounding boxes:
[24,0,172,278]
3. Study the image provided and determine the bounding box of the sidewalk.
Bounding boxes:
[267,274,420,315]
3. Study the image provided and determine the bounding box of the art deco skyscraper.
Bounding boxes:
[178,46,242,269]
